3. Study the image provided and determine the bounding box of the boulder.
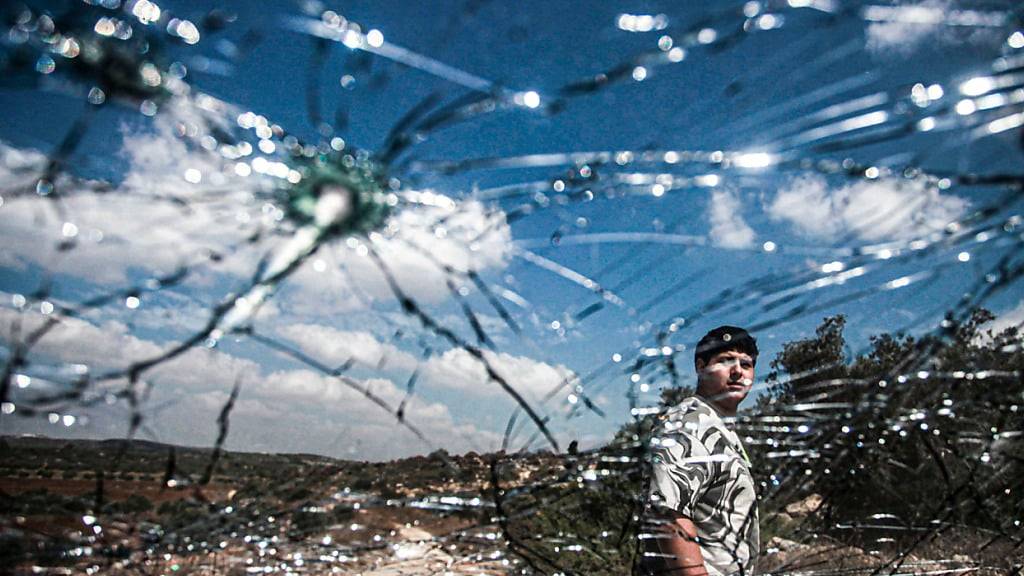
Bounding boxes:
[785,493,823,516]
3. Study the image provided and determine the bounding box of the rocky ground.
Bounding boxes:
[2,438,1019,575]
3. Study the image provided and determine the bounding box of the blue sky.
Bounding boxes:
[1,0,1022,460]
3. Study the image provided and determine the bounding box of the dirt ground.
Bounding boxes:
[0,476,236,504]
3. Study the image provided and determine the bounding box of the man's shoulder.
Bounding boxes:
[659,396,722,433]
[662,396,715,420]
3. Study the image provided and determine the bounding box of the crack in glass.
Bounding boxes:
[0,0,1022,574]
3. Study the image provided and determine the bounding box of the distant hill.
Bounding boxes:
[3,435,180,453]
[0,435,554,496]
[0,434,367,497]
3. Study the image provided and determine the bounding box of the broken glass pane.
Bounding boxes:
[0,0,1021,574]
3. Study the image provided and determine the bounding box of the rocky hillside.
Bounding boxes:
[1,436,1017,575]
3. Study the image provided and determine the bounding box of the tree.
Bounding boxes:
[766,315,848,404]
[749,310,1024,540]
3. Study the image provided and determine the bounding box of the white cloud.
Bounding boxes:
[0,100,522,460]
[119,99,247,198]
[278,321,573,404]
[0,192,260,284]
[0,307,505,459]
[143,100,515,308]
[0,111,267,284]
[257,369,392,405]
[0,307,260,394]
[277,323,420,373]
[864,0,948,55]
[246,369,503,458]
[0,307,163,370]
[390,197,511,272]
[259,196,512,321]
[708,189,757,249]
[421,347,575,401]
[436,311,512,345]
[291,197,513,308]
[863,0,1004,56]
[1,113,513,322]
[767,174,968,242]
[124,290,279,335]
[0,141,47,181]
[983,300,1024,337]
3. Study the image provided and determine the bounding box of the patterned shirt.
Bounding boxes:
[647,396,759,575]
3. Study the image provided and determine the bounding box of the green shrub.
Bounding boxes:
[500,453,642,575]
[753,311,1024,540]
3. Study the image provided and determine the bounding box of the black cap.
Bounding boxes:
[694,326,758,368]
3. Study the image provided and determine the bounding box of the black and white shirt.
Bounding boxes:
[648,396,759,575]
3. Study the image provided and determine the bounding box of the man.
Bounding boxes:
[642,326,760,576]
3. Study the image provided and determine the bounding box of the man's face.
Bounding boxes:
[696,349,755,413]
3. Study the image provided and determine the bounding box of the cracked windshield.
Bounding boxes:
[1,0,1022,574]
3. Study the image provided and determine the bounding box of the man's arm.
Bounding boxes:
[643,512,708,576]
[646,412,714,575]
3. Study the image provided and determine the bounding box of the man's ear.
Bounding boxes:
[695,358,706,372]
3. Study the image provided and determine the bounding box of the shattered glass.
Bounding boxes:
[0,0,1022,574]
